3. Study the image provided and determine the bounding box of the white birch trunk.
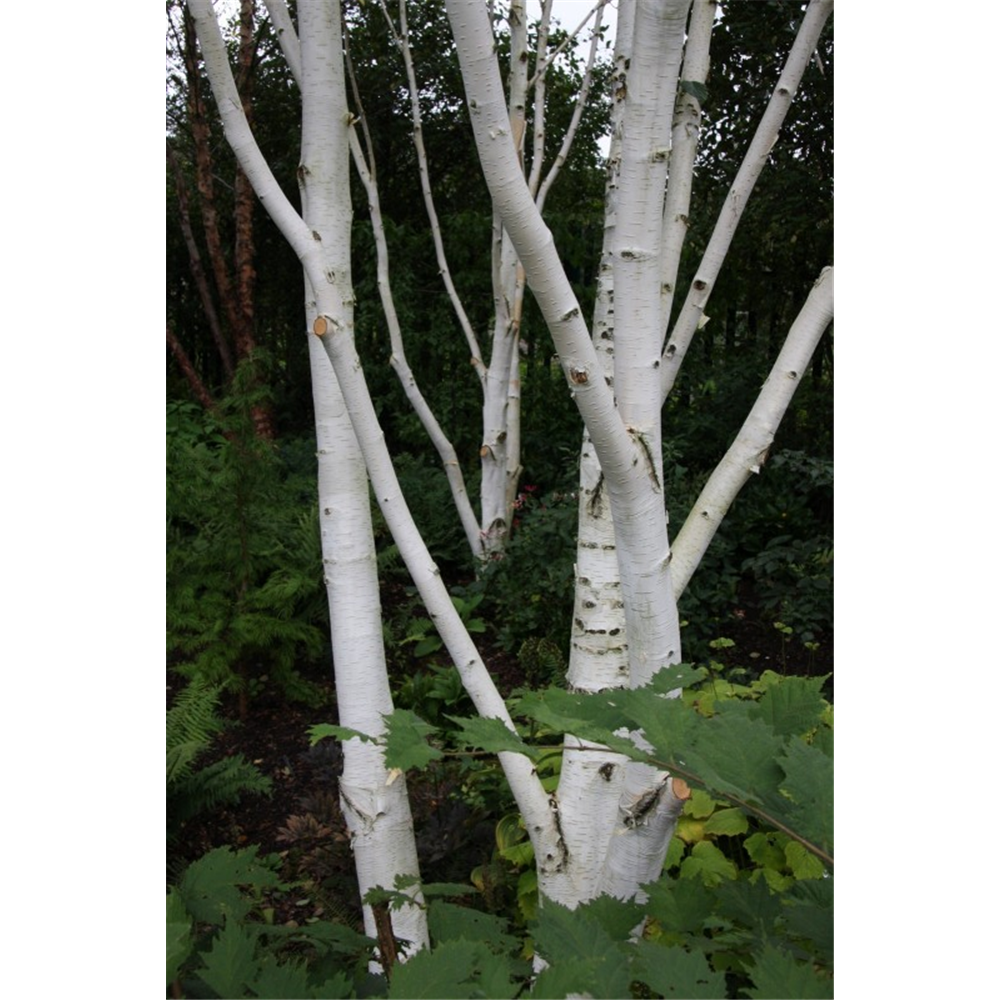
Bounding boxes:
[566,0,634,695]
[185,0,563,878]
[659,0,714,331]
[671,267,833,596]
[208,0,432,956]
[446,0,697,909]
[296,0,428,954]
[445,0,683,687]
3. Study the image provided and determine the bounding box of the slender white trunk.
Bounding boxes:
[607,0,689,690]
[192,0,462,954]
[347,128,484,560]
[659,0,714,331]
[296,0,428,953]
[566,0,634,694]
[660,0,833,399]
[444,1,681,689]
[671,267,833,596]
[185,0,562,874]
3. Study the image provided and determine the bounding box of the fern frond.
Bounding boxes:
[170,755,273,827]
[167,679,222,760]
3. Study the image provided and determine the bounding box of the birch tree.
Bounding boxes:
[181,0,833,957]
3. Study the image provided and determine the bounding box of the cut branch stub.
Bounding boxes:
[313,314,337,337]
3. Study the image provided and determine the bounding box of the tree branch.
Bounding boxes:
[660,0,833,401]
[670,267,833,595]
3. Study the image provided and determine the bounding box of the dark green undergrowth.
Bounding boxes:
[169,668,831,998]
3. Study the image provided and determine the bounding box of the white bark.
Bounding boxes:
[185,0,562,875]
[347,128,485,560]
[188,0,832,931]
[446,0,684,695]
[385,0,486,383]
[296,0,428,954]
[565,0,635,694]
[659,0,714,331]
[660,0,834,400]
[671,267,833,596]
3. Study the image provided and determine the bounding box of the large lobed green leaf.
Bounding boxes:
[383,709,445,770]
[632,940,728,998]
[747,944,833,999]
[178,846,282,927]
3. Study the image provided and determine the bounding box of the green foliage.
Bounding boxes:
[168,845,369,998]
[302,665,832,996]
[483,487,578,652]
[167,679,272,835]
[167,374,329,709]
[401,591,486,659]
[518,636,566,688]
[677,449,833,653]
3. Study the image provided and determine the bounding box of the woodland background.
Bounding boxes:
[164,3,836,994]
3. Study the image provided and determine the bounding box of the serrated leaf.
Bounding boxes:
[308,723,375,746]
[178,846,282,926]
[778,738,833,856]
[576,894,644,942]
[532,900,629,1000]
[648,662,709,693]
[382,709,444,770]
[679,840,738,887]
[678,708,785,804]
[387,938,487,998]
[428,900,518,955]
[446,714,540,760]
[514,690,638,756]
[703,807,749,836]
[632,940,727,998]
[166,890,193,986]
[247,956,312,999]
[750,676,828,737]
[784,840,826,880]
[784,879,834,962]
[680,79,710,103]
[716,878,784,934]
[644,877,715,935]
[261,919,375,956]
[197,919,259,998]
[747,944,833,998]
[473,949,521,999]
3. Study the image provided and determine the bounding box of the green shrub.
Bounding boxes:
[167,369,329,710]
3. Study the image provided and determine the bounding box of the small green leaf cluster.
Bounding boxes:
[401,591,487,659]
